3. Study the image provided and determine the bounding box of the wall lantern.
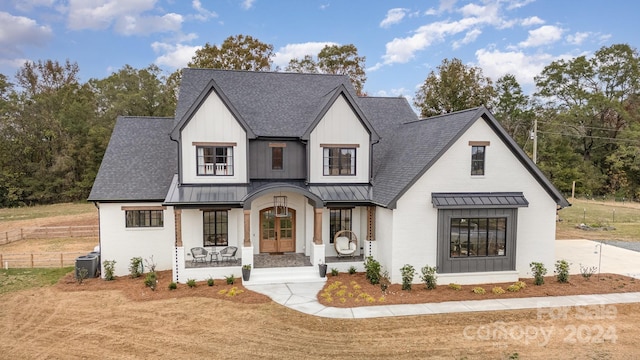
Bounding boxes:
[274,195,288,217]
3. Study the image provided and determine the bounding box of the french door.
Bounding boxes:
[259,207,295,253]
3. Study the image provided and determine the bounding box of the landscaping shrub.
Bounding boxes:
[144,272,157,290]
[420,265,437,290]
[448,283,462,291]
[225,274,235,285]
[168,282,177,290]
[103,260,116,281]
[400,264,415,291]
[186,279,196,288]
[348,266,357,275]
[207,277,214,286]
[555,259,570,283]
[331,268,339,276]
[579,264,598,280]
[492,286,505,294]
[529,262,547,285]
[129,257,143,278]
[364,257,381,285]
[472,287,486,294]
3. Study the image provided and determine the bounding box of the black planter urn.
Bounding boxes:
[318,263,328,278]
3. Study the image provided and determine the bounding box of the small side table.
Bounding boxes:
[209,250,220,263]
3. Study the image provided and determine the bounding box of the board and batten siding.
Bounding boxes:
[308,95,370,183]
[180,90,247,184]
[98,202,175,277]
[249,140,306,179]
[389,117,558,283]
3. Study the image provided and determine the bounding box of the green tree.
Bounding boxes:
[493,74,533,147]
[414,58,496,118]
[286,44,367,95]
[188,34,274,71]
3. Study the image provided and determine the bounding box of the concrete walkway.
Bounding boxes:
[245,240,640,319]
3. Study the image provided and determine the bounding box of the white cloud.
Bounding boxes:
[475,48,560,87]
[380,8,408,28]
[0,12,52,57]
[115,13,183,36]
[453,28,482,49]
[426,0,457,15]
[319,3,329,10]
[241,0,255,10]
[506,0,535,10]
[518,25,564,48]
[521,16,544,26]
[65,0,182,36]
[192,0,217,20]
[272,42,338,69]
[12,0,56,12]
[152,41,201,68]
[566,31,590,45]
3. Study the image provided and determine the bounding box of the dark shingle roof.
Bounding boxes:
[373,108,482,207]
[175,69,363,137]
[88,116,177,201]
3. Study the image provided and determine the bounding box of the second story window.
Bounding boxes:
[271,146,283,170]
[323,147,356,176]
[469,141,489,176]
[197,145,234,176]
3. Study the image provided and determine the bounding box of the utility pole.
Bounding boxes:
[531,118,538,164]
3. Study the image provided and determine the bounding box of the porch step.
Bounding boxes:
[243,266,327,286]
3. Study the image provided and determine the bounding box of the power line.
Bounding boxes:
[537,130,640,144]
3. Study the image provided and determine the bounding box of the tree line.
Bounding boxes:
[0,35,638,206]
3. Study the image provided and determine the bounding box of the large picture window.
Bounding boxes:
[203,210,228,246]
[197,146,234,176]
[450,217,506,257]
[329,208,352,243]
[125,210,163,228]
[323,147,356,176]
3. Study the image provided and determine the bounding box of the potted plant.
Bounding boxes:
[318,259,327,278]
[242,264,251,281]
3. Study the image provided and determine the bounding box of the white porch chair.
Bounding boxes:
[334,230,358,257]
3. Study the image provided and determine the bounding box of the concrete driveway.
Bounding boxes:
[555,239,640,279]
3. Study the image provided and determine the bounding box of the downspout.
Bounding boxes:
[92,201,101,275]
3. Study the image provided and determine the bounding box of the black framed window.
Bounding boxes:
[125,210,163,228]
[450,217,506,257]
[471,145,485,175]
[329,208,352,243]
[323,147,356,176]
[203,210,228,246]
[197,146,233,176]
[272,147,283,170]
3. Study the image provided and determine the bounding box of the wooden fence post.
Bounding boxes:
[0,254,3,266]
[4,232,7,243]
[30,253,34,268]
[21,228,23,240]
[60,253,64,268]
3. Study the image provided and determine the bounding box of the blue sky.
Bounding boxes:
[1,0,637,100]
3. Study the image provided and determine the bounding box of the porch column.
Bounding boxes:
[313,208,323,245]
[243,210,251,247]
[174,209,182,247]
[366,206,376,241]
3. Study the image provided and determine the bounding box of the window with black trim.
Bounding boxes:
[471,145,485,175]
[329,208,352,243]
[450,217,506,257]
[203,210,228,246]
[126,210,164,228]
[272,147,283,170]
[197,146,233,176]
[323,147,356,176]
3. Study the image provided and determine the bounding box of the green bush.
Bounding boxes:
[472,287,486,294]
[225,274,235,285]
[379,270,390,293]
[555,259,570,283]
[331,268,339,276]
[400,264,415,291]
[492,286,505,294]
[420,265,438,290]
[168,282,177,290]
[144,272,157,291]
[129,257,143,278]
[448,283,462,291]
[207,277,214,286]
[348,266,357,275]
[186,279,196,288]
[75,267,88,285]
[364,257,381,285]
[530,262,547,285]
[103,260,116,281]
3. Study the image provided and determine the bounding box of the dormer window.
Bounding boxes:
[322,144,357,176]
[195,142,235,176]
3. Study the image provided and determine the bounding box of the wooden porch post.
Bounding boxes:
[367,206,376,241]
[313,208,323,245]
[243,210,251,247]
[174,209,182,247]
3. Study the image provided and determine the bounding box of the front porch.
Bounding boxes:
[184,252,365,269]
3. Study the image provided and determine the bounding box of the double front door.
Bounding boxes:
[260,207,295,253]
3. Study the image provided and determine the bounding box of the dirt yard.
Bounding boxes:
[0,271,637,359]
